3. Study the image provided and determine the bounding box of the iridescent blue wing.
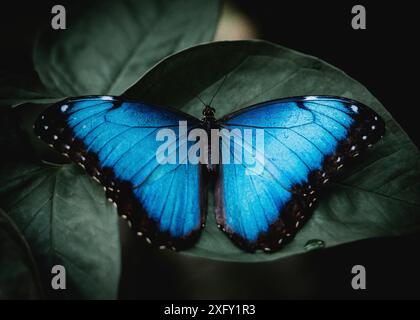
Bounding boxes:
[216,96,385,252]
[34,96,205,250]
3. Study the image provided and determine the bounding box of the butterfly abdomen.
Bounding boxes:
[202,117,220,173]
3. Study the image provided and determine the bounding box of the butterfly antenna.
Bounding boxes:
[208,74,228,108]
[140,77,208,109]
[192,90,208,108]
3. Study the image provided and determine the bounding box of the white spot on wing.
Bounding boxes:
[60,104,69,112]
[351,105,359,113]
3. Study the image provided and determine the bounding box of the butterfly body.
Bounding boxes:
[34,95,384,252]
[200,105,219,173]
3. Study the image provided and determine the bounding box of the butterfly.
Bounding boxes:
[34,94,385,252]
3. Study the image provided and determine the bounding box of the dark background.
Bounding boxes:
[1,0,419,299]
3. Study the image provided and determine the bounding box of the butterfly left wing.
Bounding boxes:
[34,96,206,250]
[216,96,385,252]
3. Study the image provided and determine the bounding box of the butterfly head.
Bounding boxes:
[202,105,216,120]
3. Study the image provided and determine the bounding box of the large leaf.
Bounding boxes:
[0,156,121,298]
[123,40,420,262]
[26,0,220,102]
[0,208,43,299]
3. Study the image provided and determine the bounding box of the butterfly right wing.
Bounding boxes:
[34,96,206,250]
[216,96,385,252]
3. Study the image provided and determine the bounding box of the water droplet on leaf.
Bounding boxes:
[304,239,325,251]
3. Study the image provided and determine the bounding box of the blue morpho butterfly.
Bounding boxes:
[34,93,384,253]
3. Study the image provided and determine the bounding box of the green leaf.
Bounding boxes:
[0,208,43,299]
[124,40,420,262]
[30,0,220,101]
[0,73,62,108]
[0,162,121,298]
